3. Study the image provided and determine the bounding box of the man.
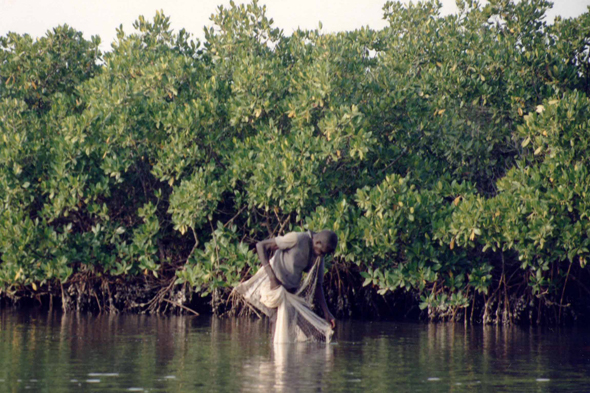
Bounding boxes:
[235,229,338,343]
[256,230,338,329]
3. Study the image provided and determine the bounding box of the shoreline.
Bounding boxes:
[2,266,589,326]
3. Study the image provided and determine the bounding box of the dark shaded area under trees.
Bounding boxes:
[1,0,590,325]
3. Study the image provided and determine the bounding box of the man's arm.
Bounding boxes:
[256,238,282,290]
[316,285,336,329]
[315,259,336,329]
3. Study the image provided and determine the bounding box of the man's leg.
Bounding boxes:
[269,308,277,341]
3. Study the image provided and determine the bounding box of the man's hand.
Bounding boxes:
[270,278,283,290]
[327,315,336,329]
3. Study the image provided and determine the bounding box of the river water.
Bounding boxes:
[1,310,590,392]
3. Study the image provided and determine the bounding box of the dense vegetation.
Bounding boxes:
[1,0,589,324]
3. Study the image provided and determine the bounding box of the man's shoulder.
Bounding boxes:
[275,232,298,249]
[275,231,311,250]
[294,231,312,243]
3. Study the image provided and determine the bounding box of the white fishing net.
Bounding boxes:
[234,255,333,344]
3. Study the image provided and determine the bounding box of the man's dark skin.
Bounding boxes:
[256,232,337,329]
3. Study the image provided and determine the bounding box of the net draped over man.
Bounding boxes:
[235,230,338,343]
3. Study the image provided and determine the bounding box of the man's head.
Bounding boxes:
[312,230,338,257]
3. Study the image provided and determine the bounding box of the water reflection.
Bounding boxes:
[1,310,590,392]
[241,342,334,392]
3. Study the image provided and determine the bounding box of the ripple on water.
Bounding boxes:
[536,378,550,382]
[427,377,441,381]
[86,379,101,383]
[127,388,144,391]
[88,373,119,377]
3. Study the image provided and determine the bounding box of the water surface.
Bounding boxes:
[1,310,590,392]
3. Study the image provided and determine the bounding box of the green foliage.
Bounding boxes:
[175,223,258,294]
[1,1,590,322]
[0,25,101,112]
